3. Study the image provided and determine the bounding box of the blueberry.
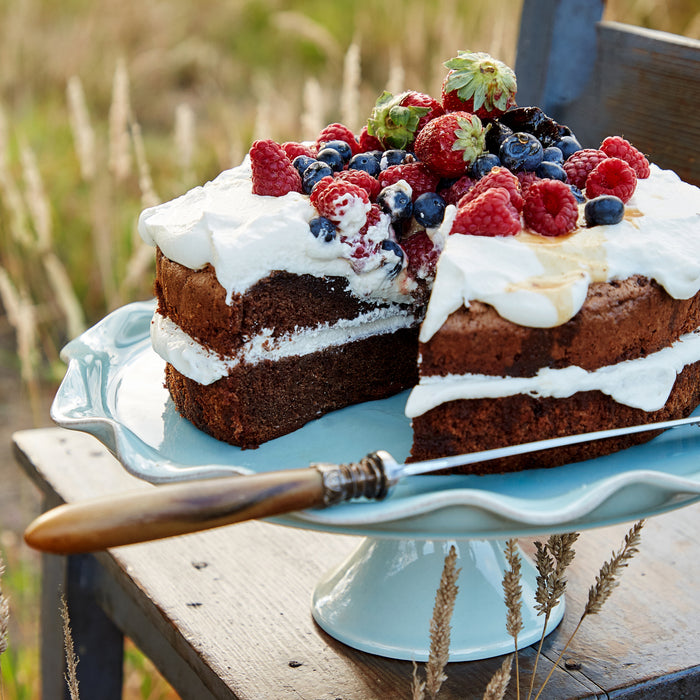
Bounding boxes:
[380,149,408,170]
[309,216,337,242]
[555,135,582,160]
[320,139,353,162]
[542,146,564,165]
[413,192,447,228]
[569,184,585,204]
[377,183,413,222]
[348,153,381,177]
[381,239,405,278]
[292,155,316,177]
[535,161,567,181]
[316,147,344,172]
[469,153,501,179]
[499,132,544,172]
[584,195,625,226]
[302,161,333,193]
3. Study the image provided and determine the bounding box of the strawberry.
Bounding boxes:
[249,139,303,197]
[585,157,637,203]
[450,187,521,237]
[378,162,440,201]
[441,51,517,119]
[366,90,444,149]
[600,136,650,179]
[523,179,579,236]
[414,111,487,178]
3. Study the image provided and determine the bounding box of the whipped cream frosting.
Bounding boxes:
[406,328,700,417]
[138,158,412,304]
[151,307,416,385]
[421,165,700,340]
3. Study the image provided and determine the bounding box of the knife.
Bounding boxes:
[24,414,700,554]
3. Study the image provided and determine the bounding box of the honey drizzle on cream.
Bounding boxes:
[506,227,609,325]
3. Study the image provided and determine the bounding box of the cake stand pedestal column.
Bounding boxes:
[312,535,565,661]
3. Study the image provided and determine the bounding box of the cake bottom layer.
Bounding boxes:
[409,360,700,474]
[165,327,419,448]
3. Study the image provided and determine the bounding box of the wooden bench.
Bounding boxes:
[516,0,700,186]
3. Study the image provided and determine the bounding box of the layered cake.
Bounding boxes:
[138,51,700,472]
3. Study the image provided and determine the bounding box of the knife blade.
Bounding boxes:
[24,414,700,554]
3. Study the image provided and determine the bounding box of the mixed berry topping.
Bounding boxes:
[247,50,651,284]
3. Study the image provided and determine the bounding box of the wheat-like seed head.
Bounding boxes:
[411,659,426,700]
[482,654,513,700]
[425,545,460,699]
[340,40,361,132]
[66,75,96,182]
[109,57,133,182]
[534,532,579,617]
[0,553,9,657]
[301,78,325,141]
[503,539,523,640]
[60,595,80,699]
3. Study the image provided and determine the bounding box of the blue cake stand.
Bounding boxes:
[50,301,700,661]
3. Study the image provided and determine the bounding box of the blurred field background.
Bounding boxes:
[0,0,699,697]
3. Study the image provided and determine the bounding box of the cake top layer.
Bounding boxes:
[420,164,700,339]
[138,158,415,304]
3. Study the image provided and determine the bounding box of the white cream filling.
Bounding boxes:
[151,308,416,385]
[405,329,700,418]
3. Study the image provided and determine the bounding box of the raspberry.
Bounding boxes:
[357,203,384,237]
[249,139,303,197]
[316,123,361,155]
[523,179,579,237]
[335,169,381,201]
[563,148,607,189]
[402,230,440,278]
[358,126,383,152]
[515,171,540,195]
[450,187,521,237]
[600,136,650,179]
[310,178,370,229]
[585,157,637,203]
[378,163,440,201]
[438,175,475,206]
[459,166,524,212]
[281,141,314,160]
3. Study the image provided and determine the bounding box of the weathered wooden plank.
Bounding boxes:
[13,428,700,698]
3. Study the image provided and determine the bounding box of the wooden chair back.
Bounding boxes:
[515,0,700,186]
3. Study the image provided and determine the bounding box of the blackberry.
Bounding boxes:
[484,120,514,154]
[498,106,560,146]
[413,192,447,228]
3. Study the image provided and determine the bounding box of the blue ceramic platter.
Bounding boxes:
[51,300,700,540]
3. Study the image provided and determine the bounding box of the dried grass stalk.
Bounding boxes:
[109,57,132,182]
[174,102,195,187]
[66,75,96,181]
[386,49,405,94]
[533,521,645,700]
[130,120,159,209]
[60,595,80,700]
[502,539,522,698]
[425,545,460,700]
[20,140,52,251]
[0,553,9,657]
[301,77,325,141]
[340,41,361,132]
[483,655,513,700]
[42,252,86,339]
[411,659,426,700]
[528,532,579,699]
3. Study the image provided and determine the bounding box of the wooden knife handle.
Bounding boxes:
[24,467,325,554]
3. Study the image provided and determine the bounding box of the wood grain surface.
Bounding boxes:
[13,428,700,698]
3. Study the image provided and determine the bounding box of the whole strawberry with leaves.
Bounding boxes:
[441,50,517,120]
[366,90,444,149]
[414,111,488,178]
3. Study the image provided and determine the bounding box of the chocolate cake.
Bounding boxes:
[138,50,700,472]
